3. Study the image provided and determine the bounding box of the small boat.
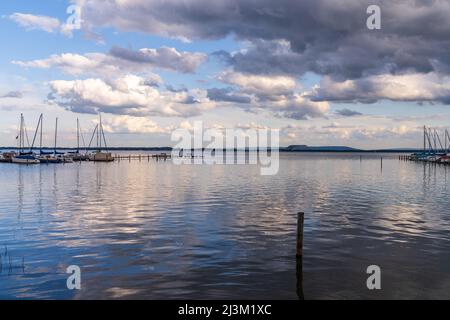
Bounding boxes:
[35,115,61,164]
[66,119,89,161]
[12,114,40,164]
[57,154,74,163]
[87,114,114,162]
[12,154,40,164]
[88,151,114,162]
[0,151,16,163]
[37,153,61,164]
[438,155,450,163]
[50,117,75,164]
[68,153,89,161]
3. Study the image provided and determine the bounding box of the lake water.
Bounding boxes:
[1,152,450,299]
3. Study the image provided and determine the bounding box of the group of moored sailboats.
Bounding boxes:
[408,126,450,163]
[0,113,114,164]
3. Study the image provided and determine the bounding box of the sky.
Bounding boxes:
[1,0,450,149]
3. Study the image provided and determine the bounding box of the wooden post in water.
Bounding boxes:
[296,211,305,299]
[296,254,304,300]
[296,212,304,257]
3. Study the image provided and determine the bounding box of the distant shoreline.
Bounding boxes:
[0,146,421,153]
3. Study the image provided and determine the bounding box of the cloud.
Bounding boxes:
[9,13,60,33]
[214,71,328,119]
[310,72,450,104]
[218,71,297,100]
[9,13,76,37]
[110,46,207,74]
[48,74,215,117]
[281,122,422,142]
[100,115,170,134]
[276,95,329,120]
[335,108,363,117]
[206,87,251,104]
[1,91,24,98]
[13,47,207,76]
[73,0,450,81]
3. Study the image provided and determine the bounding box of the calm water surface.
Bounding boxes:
[1,153,450,299]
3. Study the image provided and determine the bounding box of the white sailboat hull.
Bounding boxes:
[12,157,40,164]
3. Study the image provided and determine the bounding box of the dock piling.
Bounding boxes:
[296,212,304,257]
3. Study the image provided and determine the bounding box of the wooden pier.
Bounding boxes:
[113,153,171,161]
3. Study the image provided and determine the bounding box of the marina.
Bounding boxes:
[0,114,170,164]
[404,126,450,164]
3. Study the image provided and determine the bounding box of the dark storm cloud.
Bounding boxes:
[207,87,252,104]
[79,0,450,80]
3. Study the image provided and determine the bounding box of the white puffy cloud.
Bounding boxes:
[218,72,297,100]
[48,74,215,117]
[100,115,170,134]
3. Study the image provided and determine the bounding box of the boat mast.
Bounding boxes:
[446,129,450,154]
[18,114,22,152]
[54,117,58,155]
[96,115,99,151]
[40,114,43,153]
[435,129,444,153]
[77,118,80,152]
[99,113,102,150]
[423,126,426,152]
[20,113,24,152]
[30,113,42,153]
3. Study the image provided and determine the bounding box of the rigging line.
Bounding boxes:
[88,124,98,149]
[30,114,42,151]
[23,119,31,149]
[79,123,88,151]
[435,129,445,153]
[101,123,108,151]
[425,128,434,153]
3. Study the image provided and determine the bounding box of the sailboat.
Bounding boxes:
[52,117,73,163]
[11,114,40,164]
[66,118,89,161]
[36,114,61,164]
[88,114,114,162]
